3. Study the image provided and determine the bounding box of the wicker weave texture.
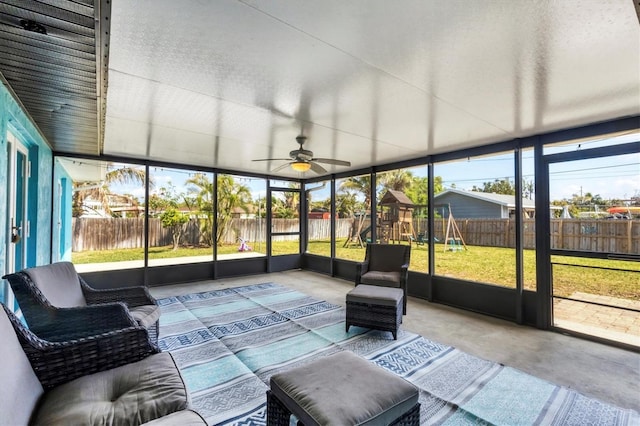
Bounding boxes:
[346,299,402,339]
[389,403,421,426]
[266,390,420,426]
[80,275,157,307]
[2,304,159,389]
[266,390,293,426]
[355,244,411,315]
[3,268,159,344]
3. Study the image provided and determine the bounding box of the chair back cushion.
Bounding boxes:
[24,262,87,307]
[368,244,410,272]
[0,306,44,424]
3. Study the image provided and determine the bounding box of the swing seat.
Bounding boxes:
[409,233,429,246]
[447,238,463,251]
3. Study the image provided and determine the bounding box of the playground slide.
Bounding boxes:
[359,225,371,241]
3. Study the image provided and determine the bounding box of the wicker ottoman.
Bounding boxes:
[266,351,420,426]
[346,284,403,340]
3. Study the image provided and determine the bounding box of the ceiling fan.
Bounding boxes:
[253,136,351,174]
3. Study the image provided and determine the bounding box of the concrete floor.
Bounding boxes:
[150,269,640,413]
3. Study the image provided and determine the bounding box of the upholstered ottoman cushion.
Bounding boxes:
[32,352,189,425]
[347,284,403,306]
[269,351,419,426]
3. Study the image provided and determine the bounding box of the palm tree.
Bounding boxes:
[73,165,149,217]
[339,176,372,207]
[185,173,214,246]
[216,175,251,246]
[272,196,297,218]
[335,191,359,218]
[378,169,413,193]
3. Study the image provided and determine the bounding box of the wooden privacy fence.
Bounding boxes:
[429,218,638,253]
[550,219,639,254]
[72,217,640,254]
[73,218,205,251]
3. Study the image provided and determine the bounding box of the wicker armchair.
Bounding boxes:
[0,303,205,425]
[355,243,411,314]
[1,303,159,389]
[2,261,160,343]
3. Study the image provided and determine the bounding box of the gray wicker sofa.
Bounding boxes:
[0,303,205,425]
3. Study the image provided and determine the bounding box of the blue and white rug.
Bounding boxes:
[157,283,639,425]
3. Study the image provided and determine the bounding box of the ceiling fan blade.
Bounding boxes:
[312,158,351,166]
[252,158,291,162]
[309,162,327,174]
[270,162,293,173]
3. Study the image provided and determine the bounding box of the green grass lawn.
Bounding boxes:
[72,240,639,301]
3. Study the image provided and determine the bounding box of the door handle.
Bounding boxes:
[10,218,21,244]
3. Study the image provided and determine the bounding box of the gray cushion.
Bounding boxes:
[361,270,402,288]
[141,409,206,425]
[270,351,418,426]
[33,352,189,426]
[25,261,87,307]
[0,308,44,426]
[130,304,161,328]
[347,284,403,307]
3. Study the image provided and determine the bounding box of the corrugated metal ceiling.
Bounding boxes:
[0,0,106,155]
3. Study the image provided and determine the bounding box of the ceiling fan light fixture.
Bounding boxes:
[291,161,311,172]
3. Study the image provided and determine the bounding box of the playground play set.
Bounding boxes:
[343,190,467,252]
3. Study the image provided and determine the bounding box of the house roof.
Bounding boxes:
[379,190,415,207]
[434,189,536,209]
[231,207,250,214]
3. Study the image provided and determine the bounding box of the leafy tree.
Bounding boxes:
[472,178,516,195]
[151,184,189,250]
[339,172,444,216]
[217,175,251,246]
[285,192,299,215]
[309,198,331,212]
[404,176,427,206]
[272,196,297,218]
[472,178,535,199]
[160,208,189,250]
[433,175,445,195]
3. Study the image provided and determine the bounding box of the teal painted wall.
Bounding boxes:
[53,159,73,262]
[0,81,53,280]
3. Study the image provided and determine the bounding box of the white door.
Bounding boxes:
[4,131,29,311]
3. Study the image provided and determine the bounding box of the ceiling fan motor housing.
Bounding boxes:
[290,149,313,160]
[253,135,349,173]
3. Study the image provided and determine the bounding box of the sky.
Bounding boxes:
[102,133,638,206]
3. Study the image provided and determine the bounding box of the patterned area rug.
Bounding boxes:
[157,283,639,425]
